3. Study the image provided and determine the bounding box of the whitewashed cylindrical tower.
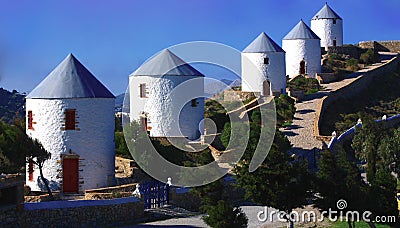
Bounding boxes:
[282,20,321,78]
[129,49,204,140]
[242,32,286,96]
[26,54,115,193]
[311,3,343,51]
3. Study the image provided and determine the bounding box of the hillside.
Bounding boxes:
[0,88,25,123]
[321,67,400,135]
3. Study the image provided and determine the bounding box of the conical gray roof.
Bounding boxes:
[243,32,285,53]
[283,20,320,40]
[312,3,342,20]
[27,54,115,99]
[132,49,204,77]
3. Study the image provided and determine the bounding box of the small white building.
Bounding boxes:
[282,20,321,78]
[129,49,204,140]
[311,3,343,51]
[242,32,286,96]
[26,54,115,193]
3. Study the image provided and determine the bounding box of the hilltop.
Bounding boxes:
[0,88,25,123]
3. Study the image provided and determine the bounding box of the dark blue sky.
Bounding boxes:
[0,0,399,95]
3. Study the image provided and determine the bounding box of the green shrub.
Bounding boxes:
[360,49,379,65]
[345,58,360,71]
[115,132,131,159]
[275,94,296,126]
[287,76,321,94]
[202,200,248,228]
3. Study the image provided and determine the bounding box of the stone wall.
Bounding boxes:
[314,56,400,137]
[169,187,201,211]
[0,174,24,207]
[0,197,143,227]
[316,73,338,84]
[328,45,365,59]
[359,41,400,53]
[223,90,257,102]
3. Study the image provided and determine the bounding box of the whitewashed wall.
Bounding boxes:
[129,75,204,140]
[311,19,343,50]
[242,52,286,95]
[26,98,115,192]
[282,39,321,78]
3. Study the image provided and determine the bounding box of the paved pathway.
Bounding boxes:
[281,60,391,156]
[133,205,287,228]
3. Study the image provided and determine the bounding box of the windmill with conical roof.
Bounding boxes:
[26,53,115,194]
[242,32,286,96]
[282,20,321,78]
[129,49,204,140]
[311,3,343,50]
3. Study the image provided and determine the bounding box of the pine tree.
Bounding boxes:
[233,129,311,228]
[315,147,366,228]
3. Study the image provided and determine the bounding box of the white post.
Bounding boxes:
[133,183,141,198]
[167,177,172,186]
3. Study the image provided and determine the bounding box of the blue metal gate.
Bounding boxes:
[141,180,170,209]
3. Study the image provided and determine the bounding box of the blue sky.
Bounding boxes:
[0,0,399,95]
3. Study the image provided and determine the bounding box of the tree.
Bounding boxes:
[378,127,400,177]
[352,115,385,181]
[115,116,123,132]
[315,147,366,228]
[0,118,31,173]
[351,116,398,227]
[185,150,224,212]
[26,139,53,200]
[202,200,248,228]
[115,131,131,159]
[232,125,311,228]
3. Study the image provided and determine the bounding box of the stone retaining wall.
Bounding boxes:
[316,73,337,84]
[328,45,365,59]
[0,197,143,227]
[223,90,257,102]
[359,41,400,53]
[314,56,400,138]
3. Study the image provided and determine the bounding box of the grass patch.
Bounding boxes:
[282,121,292,128]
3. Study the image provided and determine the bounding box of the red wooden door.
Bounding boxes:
[63,158,79,193]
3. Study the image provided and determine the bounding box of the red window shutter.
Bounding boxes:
[28,162,34,181]
[65,109,76,130]
[140,84,146,98]
[28,111,33,130]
